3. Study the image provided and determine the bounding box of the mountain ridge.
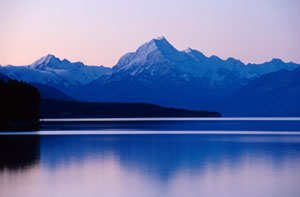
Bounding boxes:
[0,37,299,116]
[110,37,298,86]
[0,54,112,97]
[75,37,299,111]
[221,67,300,116]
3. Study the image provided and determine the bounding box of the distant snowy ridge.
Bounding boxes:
[112,37,298,85]
[27,54,111,85]
[0,37,299,113]
[75,37,299,112]
[0,54,111,96]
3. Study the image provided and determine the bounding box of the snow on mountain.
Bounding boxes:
[1,37,299,112]
[0,54,111,96]
[111,37,298,87]
[1,38,296,91]
[76,37,299,111]
[29,54,59,69]
[113,37,178,76]
[0,65,67,86]
[28,54,111,85]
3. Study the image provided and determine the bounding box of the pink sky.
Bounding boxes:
[0,0,299,67]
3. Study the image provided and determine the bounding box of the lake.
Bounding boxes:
[1,118,300,197]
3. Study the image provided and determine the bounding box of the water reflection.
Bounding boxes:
[1,134,300,197]
[0,136,40,170]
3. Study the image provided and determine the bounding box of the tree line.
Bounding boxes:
[0,79,40,131]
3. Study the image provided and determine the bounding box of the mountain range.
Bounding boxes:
[222,67,300,116]
[0,37,299,116]
[0,55,111,97]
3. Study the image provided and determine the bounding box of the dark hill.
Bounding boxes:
[0,73,9,82]
[0,79,40,131]
[222,67,300,116]
[31,83,74,101]
[40,99,221,118]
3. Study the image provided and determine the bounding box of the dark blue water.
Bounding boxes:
[1,119,300,197]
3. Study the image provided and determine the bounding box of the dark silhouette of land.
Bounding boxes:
[40,99,221,118]
[0,79,40,131]
[0,78,220,131]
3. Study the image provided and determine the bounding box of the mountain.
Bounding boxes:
[77,37,299,110]
[0,54,111,97]
[1,37,299,115]
[0,70,74,101]
[28,54,111,85]
[112,37,297,85]
[0,73,9,82]
[221,67,300,116]
[30,83,74,101]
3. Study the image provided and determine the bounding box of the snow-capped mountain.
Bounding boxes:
[1,37,299,115]
[112,37,297,87]
[77,37,299,110]
[28,54,111,85]
[0,54,111,96]
[0,72,76,101]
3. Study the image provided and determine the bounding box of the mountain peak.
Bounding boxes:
[114,36,180,70]
[152,36,173,47]
[29,54,61,69]
[137,36,174,52]
[150,37,182,58]
[122,36,177,62]
[113,37,181,72]
[154,36,166,40]
[226,57,243,64]
[183,48,193,53]
[40,54,57,62]
[45,54,56,58]
[270,58,284,64]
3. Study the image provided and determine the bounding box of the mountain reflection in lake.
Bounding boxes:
[1,134,300,197]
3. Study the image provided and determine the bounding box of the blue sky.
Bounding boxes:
[0,0,299,66]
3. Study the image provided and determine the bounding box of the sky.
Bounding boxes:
[0,0,299,67]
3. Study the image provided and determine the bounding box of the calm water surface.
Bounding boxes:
[1,119,300,197]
